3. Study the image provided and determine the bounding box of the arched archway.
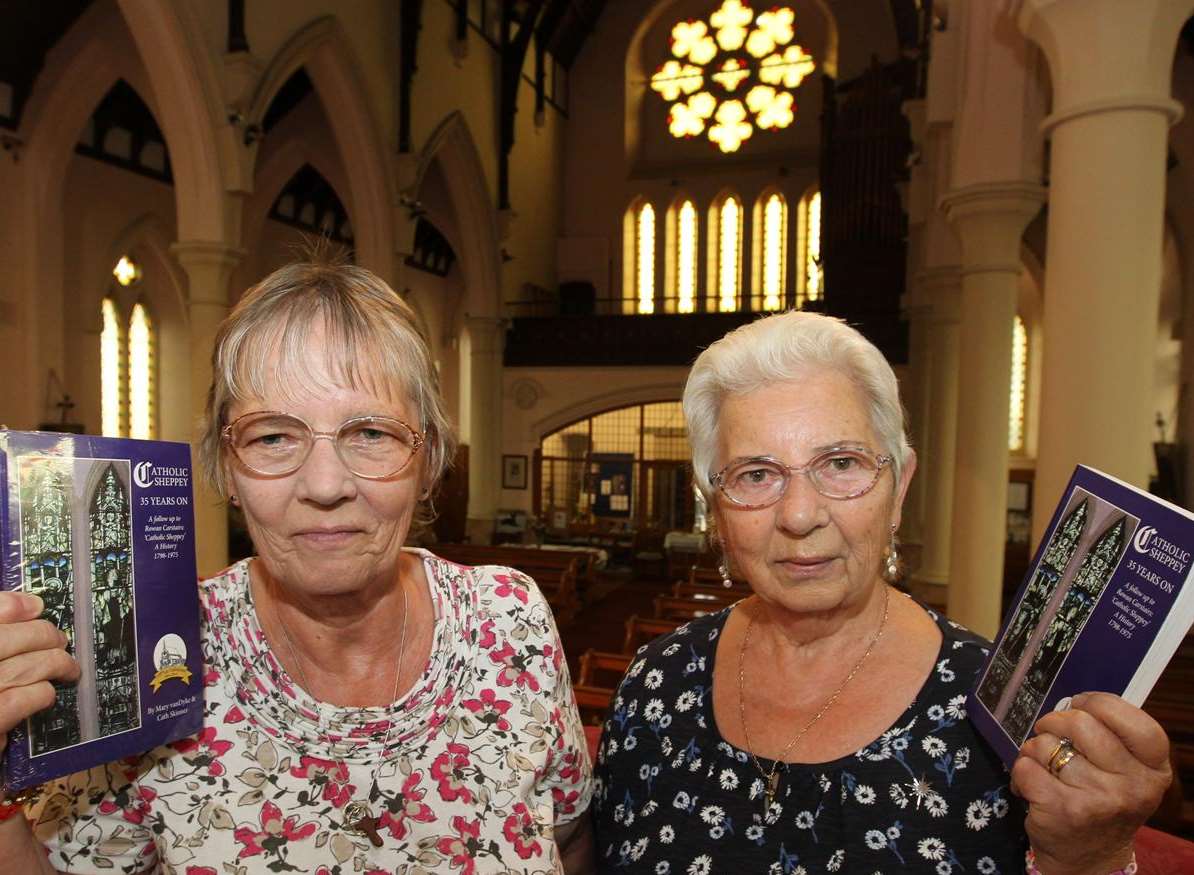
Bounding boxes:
[112,0,229,243]
[237,89,354,297]
[415,111,502,320]
[249,17,394,277]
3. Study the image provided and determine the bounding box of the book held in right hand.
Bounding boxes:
[969,464,1194,767]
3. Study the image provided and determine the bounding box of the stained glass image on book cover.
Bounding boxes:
[2,430,203,792]
[969,465,1194,767]
[21,458,142,755]
[975,487,1135,745]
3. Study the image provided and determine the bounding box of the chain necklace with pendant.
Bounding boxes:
[273,581,410,848]
[736,586,891,811]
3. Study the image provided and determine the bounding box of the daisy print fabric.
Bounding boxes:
[592,604,1027,874]
[28,550,593,874]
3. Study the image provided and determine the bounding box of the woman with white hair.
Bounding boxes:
[592,311,1169,874]
[0,259,594,873]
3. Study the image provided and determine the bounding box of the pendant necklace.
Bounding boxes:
[737,586,891,811]
[273,581,410,848]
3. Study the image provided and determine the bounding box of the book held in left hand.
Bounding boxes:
[1,429,204,793]
[969,464,1194,767]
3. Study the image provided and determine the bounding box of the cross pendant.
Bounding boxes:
[765,772,780,809]
[344,800,384,847]
[353,814,384,848]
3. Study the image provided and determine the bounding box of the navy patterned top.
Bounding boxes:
[592,602,1029,874]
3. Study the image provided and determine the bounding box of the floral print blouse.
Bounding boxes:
[592,601,1028,874]
[28,550,593,874]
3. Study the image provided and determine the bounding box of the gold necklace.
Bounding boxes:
[736,586,891,810]
[273,582,410,848]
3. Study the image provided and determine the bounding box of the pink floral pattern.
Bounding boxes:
[30,551,592,873]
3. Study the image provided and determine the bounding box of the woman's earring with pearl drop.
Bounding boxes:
[883,524,900,582]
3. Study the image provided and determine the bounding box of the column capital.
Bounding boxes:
[170,239,245,269]
[463,313,507,356]
[1017,0,1194,120]
[463,313,508,332]
[919,265,963,325]
[903,265,961,319]
[170,240,245,307]
[940,182,1046,275]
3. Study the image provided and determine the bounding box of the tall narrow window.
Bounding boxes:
[128,303,154,439]
[709,194,742,312]
[1009,315,1028,452]
[758,191,788,311]
[719,196,741,311]
[101,298,123,438]
[676,200,697,313]
[797,188,822,306]
[636,202,656,314]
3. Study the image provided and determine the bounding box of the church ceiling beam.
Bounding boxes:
[499,0,545,210]
[227,0,250,53]
[399,0,424,153]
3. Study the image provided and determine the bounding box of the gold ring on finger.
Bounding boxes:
[1048,737,1078,776]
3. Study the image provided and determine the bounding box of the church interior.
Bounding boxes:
[3,0,1194,842]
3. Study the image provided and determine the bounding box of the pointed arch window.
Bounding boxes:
[753,190,788,311]
[101,298,123,438]
[624,200,657,314]
[709,193,743,312]
[1009,314,1028,453]
[101,257,156,439]
[796,188,822,306]
[128,303,154,439]
[666,197,699,313]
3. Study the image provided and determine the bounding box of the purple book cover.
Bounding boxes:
[1,430,204,792]
[969,465,1194,767]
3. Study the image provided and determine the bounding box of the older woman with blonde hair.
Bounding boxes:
[592,310,1170,874]
[0,259,594,873]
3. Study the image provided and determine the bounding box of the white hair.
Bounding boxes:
[683,310,911,502]
[199,260,456,531]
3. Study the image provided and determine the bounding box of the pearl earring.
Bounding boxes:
[883,524,900,582]
[718,559,733,589]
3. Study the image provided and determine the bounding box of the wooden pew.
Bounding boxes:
[1143,632,1194,834]
[433,543,581,624]
[622,615,681,654]
[578,649,633,688]
[653,594,726,622]
[573,684,616,726]
[686,566,751,591]
[671,580,746,606]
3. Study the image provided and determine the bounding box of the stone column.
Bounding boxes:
[898,98,929,553]
[464,314,505,544]
[908,267,962,609]
[1019,0,1194,545]
[899,285,931,552]
[171,240,243,577]
[941,184,1045,637]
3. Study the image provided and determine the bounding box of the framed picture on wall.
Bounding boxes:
[502,454,529,490]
